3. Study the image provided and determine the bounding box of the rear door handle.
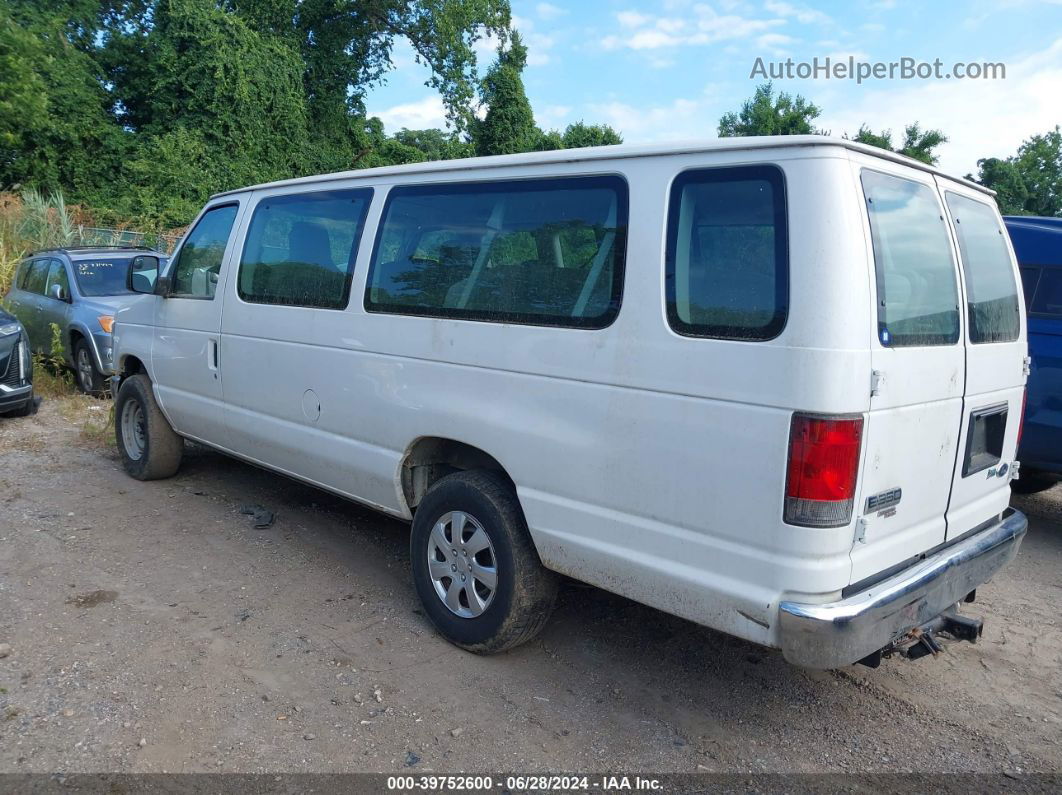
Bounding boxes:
[208,339,220,371]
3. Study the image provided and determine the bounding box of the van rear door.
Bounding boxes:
[937,181,1026,540]
[850,167,967,583]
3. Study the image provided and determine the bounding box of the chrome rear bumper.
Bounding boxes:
[779,509,1027,669]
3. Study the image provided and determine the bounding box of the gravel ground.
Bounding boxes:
[0,399,1060,776]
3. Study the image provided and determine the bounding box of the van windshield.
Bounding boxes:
[945,193,1020,343]
[73,258,133,296]
[862,171,960,347]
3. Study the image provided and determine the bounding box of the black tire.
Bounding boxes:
[114,373,183,480]
[74,340,106,396]
[410,470,559,654]
[1011,474,1057,495]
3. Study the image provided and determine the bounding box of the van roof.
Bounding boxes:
[210,135,994,199]
[1004,215,1062,267]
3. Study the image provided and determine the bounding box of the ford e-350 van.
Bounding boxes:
[110,137,1028,669]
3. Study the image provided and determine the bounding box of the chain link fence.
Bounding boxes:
[75,226,183,254]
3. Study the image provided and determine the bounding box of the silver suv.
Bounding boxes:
[3,246,163,395]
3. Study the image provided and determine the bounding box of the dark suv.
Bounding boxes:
[3,246,163,395]
[0,306,34,416]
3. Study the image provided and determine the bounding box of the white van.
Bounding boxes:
[111,137,1029,669]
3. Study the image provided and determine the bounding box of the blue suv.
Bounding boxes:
[3,246,163,395]
[1006,216,1062,494]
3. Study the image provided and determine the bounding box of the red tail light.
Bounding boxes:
[785,414,864,528]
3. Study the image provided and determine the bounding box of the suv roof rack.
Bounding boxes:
[29,245,158,256]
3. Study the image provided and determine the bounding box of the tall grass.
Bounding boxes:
[0,191,183,298]
[0,189,76,296]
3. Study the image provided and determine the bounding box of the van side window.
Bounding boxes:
[170,204,239,298]
[1019,266,1041,308]
[365,176,627,329]
[238,189,373,309]
[861,171,959,347]
[945,193,1021,343]
[1031,269,1062,317]
[665,166,788,340]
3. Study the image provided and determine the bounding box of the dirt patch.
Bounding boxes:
[65,590,119,609]
[0,399,1060,775]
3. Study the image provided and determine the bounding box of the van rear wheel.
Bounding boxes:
[114,374,183,480]
[410,470,558,653]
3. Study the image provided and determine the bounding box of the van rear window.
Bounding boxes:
[665,166,788,340]
[945,193,1021,343]
[365,176,627,328]
[862,171,960,347]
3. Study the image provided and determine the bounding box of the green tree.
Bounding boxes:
[850,122,948,165]
[973,158,1029,216]
[0,2,130,200]
[0,13,48,177]
[474,31,537,156]
[560,121,622,149]
[226,0,510,138]
[718,82,821,137]
[973,127,1062,216]
[534,121,622,151]
[391,128,474,161]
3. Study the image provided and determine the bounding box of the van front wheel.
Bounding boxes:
[410,470,558,654]
[114,374,183,480]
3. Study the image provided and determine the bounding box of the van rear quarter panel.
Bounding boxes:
[215,147,875,648]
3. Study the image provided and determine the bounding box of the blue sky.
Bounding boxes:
[364,0,1062,177]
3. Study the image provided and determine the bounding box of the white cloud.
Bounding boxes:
[757,32,796,56]
[617,10,652,28]
[603,6,786,50]
[588,97,705,140]
[819,37,1062,176]
[473,25,503,60]
[536,3,567,20]
[369,95,449,132]
[649,54,678,69]
[764,1,832,25]
[525,30,556,66]
[535,104,572,129]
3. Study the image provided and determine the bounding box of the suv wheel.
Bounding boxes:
[114,374,183,480]
[410,470,558,653]
[74,341,105,396]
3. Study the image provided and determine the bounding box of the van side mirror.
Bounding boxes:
[128,255,162,295]
[48,283,69,302]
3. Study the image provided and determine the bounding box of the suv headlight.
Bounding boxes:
[20,333,30,380]
[0,322,20,336]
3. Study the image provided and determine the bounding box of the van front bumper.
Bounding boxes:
[778,508,1028,669]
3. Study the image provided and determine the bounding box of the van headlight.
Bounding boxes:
[0,322,20,336]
